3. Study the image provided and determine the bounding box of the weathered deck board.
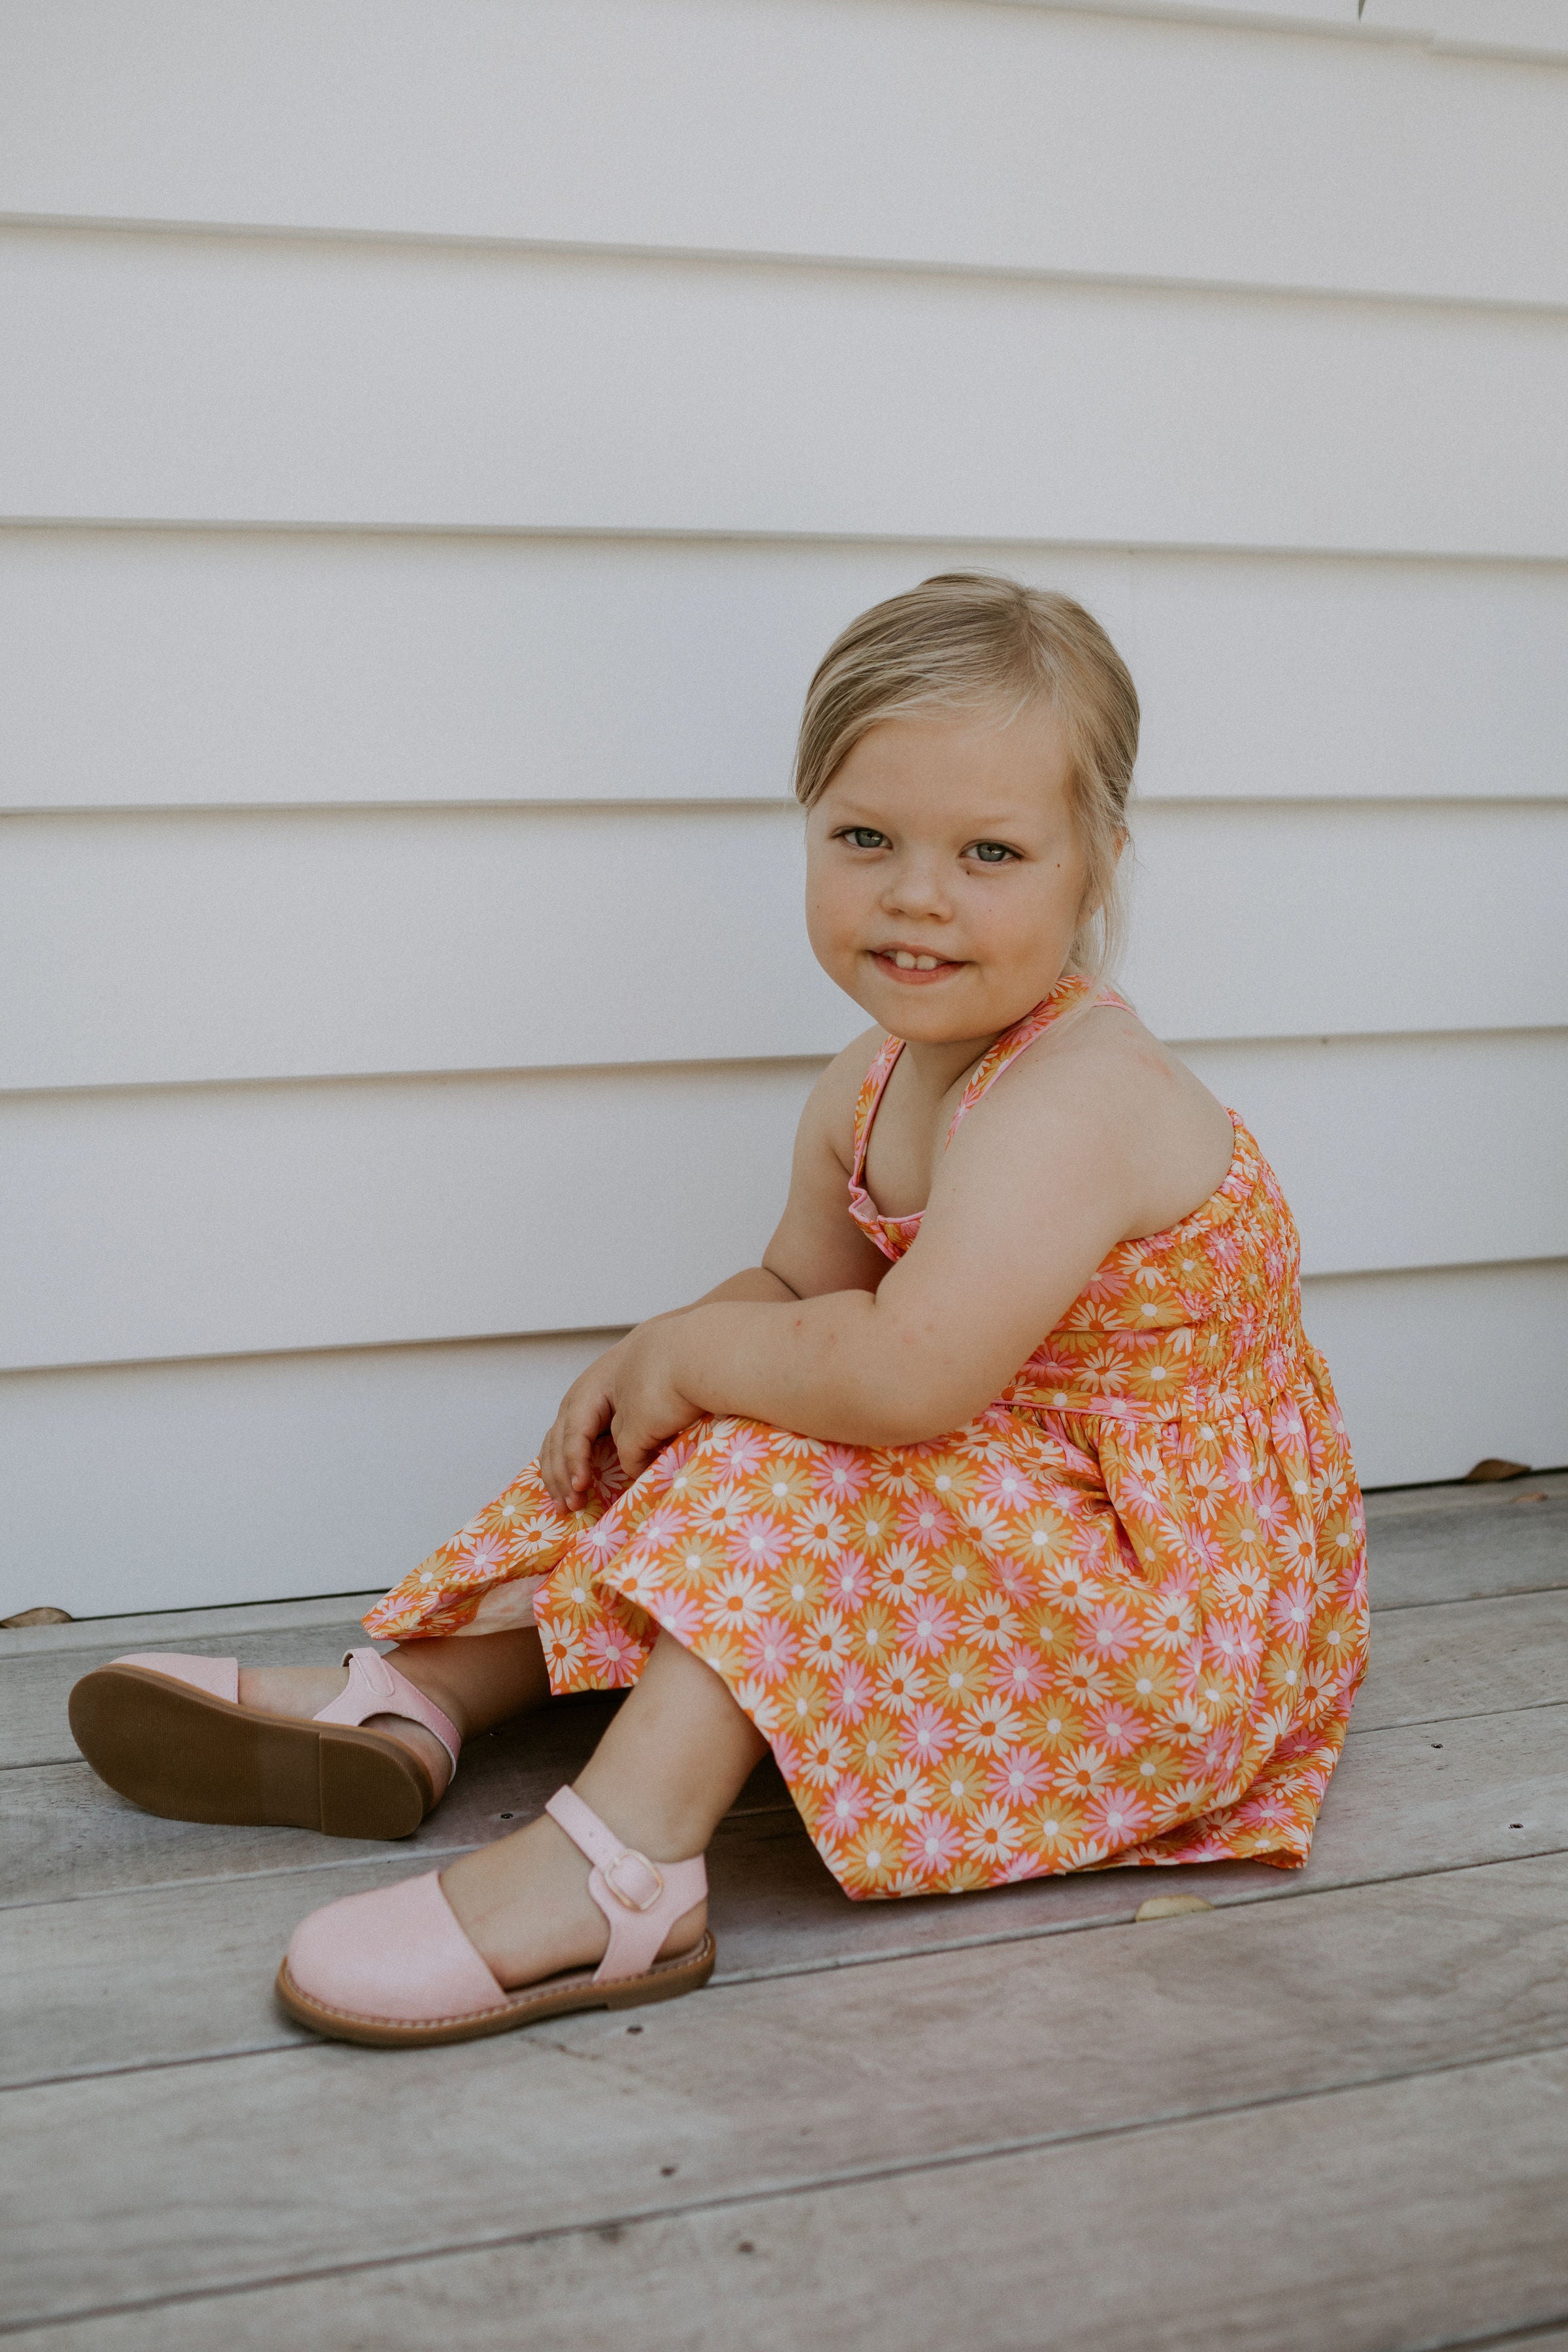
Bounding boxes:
[1352,1586,1568,1731]
[1365,1477,1567,1609]
[6,1859,1568,2335]
[25,2046,1568,2352]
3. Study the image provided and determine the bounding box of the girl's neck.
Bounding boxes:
[891,977,1066,1103]
[894,1027,1007,1105]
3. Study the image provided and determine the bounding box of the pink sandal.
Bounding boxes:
[69,1647,461,1840]
[275,1786,715,2046]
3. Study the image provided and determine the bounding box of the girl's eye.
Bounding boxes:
[969,841,1019,864]
[840,827,889,850]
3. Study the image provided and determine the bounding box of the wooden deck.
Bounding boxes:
[4,1472,1567,2350]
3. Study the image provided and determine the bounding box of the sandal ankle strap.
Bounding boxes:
[312,1648,462,1771]
[546,1786,708,1986]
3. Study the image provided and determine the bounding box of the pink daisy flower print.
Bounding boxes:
[831,1658,876,1723]
[583,1620,644,1684]
[1085,1785,1152,1846]
[987,1745,1051,1805]
[743,1615,799,1684]
[826,1550,874,1608]
[821,1774,872,1837]
[726,1514,791,1576]
[901,1703,958,1766]
[906,1811,965,1875]
[813,1446,873,1505]
[900,1593,960,1657]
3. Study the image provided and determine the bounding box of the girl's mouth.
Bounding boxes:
[870,949,964,985]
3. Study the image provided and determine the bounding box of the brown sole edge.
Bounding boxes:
[274,1932,718,2048]
[68,1664,436,1840]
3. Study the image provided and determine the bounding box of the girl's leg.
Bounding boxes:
[238,1628,553,1799]
[439,1631,766,1985]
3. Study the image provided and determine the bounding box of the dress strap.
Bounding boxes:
[943,975,1130,1146]
[849,1031,906,1192]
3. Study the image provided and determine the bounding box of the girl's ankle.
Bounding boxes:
[381,1629,551,1742]
[381,1645,478,1742]
[569,1774,713,1868]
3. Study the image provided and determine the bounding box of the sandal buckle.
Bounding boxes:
[602,1849,664,1912]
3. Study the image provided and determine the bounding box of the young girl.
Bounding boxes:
[71,575,1367,2046]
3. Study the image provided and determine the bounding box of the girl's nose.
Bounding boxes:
[880,859,951,919]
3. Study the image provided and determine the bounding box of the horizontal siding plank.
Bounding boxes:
[0,1062,816,1370]
[0,1334,615,1622]
[1122,800,1568,1039]
[1181,1030,1568,1275]
[1066,0,1568,59]
[3,1,1565,302]
[4,802,1563,1090]
[10,1319,1561,1622]
[4,229,1567,554]
[1303,1258,1568,1488]
[2,1042,1563,1373]
[3,1037,1565,1369]
[2,529,1564,815]
[1369,0,1568,61]
[0,807,845,1085]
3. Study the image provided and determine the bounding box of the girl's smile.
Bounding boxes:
[871,945,968,985]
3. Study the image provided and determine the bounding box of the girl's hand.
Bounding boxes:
[539,1341,629,1514]
[608,1321,706,1482]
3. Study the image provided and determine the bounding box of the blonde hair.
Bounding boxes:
[793,573,1139,981]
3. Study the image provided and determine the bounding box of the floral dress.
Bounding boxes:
[366,976,1368,1899]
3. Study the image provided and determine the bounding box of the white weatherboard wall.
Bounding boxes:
[2,0,1565,1618]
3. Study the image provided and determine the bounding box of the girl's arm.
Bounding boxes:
[609,1025,1198,1467]
[539,1032,889,1505]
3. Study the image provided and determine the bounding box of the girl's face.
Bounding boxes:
[804,700,1093,1046]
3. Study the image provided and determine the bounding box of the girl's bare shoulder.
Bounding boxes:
[802,1024,889,1174]
[996,1000,1235,1236]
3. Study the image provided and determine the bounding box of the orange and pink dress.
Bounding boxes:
[367,977,1367,1898]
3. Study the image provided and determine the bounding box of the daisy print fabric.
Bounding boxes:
[367,977,1367,1899]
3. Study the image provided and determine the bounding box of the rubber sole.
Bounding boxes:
[274,1931,717,2048]
[68,1663,436,1840]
